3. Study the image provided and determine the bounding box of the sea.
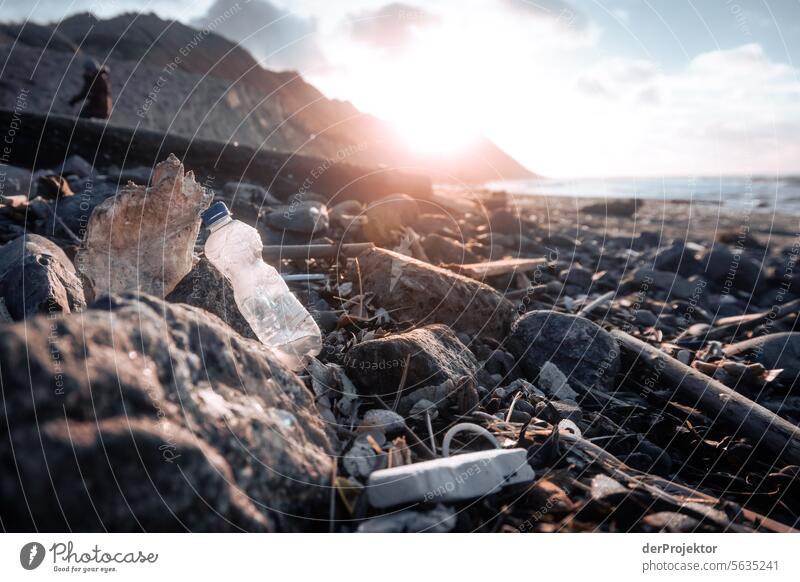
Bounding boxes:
[485,175,800,212]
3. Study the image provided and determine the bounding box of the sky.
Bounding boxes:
[6,0,800,178]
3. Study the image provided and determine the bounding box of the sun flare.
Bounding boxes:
[392,112,478,155]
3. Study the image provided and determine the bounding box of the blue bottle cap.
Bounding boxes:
[201,201,230,227]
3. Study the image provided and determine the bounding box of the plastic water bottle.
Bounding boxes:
[201,202,321,370]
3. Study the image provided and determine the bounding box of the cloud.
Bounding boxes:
[563,43,800,175]
[689,43,791,79]
[576,58,660,100]
[346,2,441,49]
[499,0,587,30]
[192,0,326,72]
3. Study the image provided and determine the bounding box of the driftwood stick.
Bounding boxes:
[452,257,546,279]
[263,242,373,260]
[680,297,800,342]
[612,330,800,466]
[556,431,796,533]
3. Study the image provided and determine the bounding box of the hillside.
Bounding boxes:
[0,12,535,183]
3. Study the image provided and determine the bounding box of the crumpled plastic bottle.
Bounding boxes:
[202,202,321,370]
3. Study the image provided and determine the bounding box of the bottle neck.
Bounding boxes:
[207,215,233,233]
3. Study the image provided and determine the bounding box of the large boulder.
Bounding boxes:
[166,257,256,340]
[507,311,620,391]
[0,234,85,320]
[0,293,333,531]
[354,247,515,340]
[344,324,478,399]
[75,154,212,301]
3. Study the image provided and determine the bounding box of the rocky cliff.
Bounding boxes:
[0,12,535,182]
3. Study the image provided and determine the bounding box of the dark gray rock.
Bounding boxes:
[482,348,518,379]
[361,409,406,437]
[539,399,582,424]
[635,231,660,250]
[223,181,281,206]
[488,208,522,234]
[422,233,479,265]
[536,361,578,400]
[0,293,333,531]
[634,309,658,327]
[581,198,639,217]
[4,417,268,532]
[58,155,95,178]
[654,240,701,276]
[507,310,620,391]
[329,200,363,223]
[397,376,479,416]
[313,310,339,334]
[545,232,580,250]
[0,164,32,196]
[47,179,118,235]
[631,267,703,300]
[106,165,153,185]
[265,200,329,234]
[701,243,763,293]
[414,213,458,236]
[166,257,256,340]
[560,265,593,290]
[345,324,478,399]
[0,234,85,320]
[362,193,420,245]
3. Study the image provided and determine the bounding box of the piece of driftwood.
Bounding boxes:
[487,420,794,532]
[612,330,800,466]
[556,431,796,533]
[354,247,516,340]
[578,291,615,317]
[262,242,373,260]
[453,257,546,279]
[679,297,800,343]
[718,297,800,327]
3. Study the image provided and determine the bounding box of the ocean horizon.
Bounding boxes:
[486,175,800,211]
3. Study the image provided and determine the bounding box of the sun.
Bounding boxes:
[390,108,478,156]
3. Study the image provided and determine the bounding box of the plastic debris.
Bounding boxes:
[366,448,535,508]
[441,422,500,457]
[76,153,211,300]
[202,201,321,370]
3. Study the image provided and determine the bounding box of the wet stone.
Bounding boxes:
[508,311,620,391]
